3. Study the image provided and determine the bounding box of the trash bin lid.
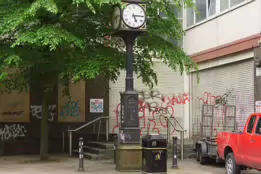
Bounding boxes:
[142,134,165,140]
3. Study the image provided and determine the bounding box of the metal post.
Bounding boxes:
[106,117,109,142]
[147,123,150,135]
[97,120,101,141]
[93,123,96,133]
[69,131,72,157]
[78,137,85,172]
[172,136,178,169]
[167,118,170,144]
[113,134,118,164]
[180,131,184,160]
[62,132,65,153]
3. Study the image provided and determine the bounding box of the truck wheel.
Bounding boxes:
[199,148,206,165]
[196,146,200,161]
[225,153,241,174]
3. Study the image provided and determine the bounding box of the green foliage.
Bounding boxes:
[0,0,198,91]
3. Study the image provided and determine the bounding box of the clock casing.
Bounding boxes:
[112,2,147,32]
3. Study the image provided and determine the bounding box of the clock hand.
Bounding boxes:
[132,14,137,22]
[133,14,144,18]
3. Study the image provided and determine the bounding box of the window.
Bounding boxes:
[255,118,261,135]
[196,0,207,23]
[220,0,229,11]
[208,0,216,16]
[186,0,247,27]
[186,7,194,27]
[247,116,256,133]
[231,0,245,7]
[158,4,183,47]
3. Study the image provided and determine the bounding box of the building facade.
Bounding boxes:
[0,0,260,156]
[184,0,261,138]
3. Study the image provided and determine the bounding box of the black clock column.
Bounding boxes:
[111,0,147,171]
[115,32,142,172]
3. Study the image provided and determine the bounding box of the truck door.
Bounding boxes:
[249,116,261,169]
[242,115,257,168]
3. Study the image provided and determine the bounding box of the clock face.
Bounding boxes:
[112,6,121,30]
[122,3,146,29]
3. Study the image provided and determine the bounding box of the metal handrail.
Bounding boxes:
[165,117,186,160]
[64,116,110,156]
[68,116,109,132]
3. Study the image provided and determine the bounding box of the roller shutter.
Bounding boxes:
[191,58,254,137]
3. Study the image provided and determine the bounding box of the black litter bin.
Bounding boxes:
[141,134,167,174]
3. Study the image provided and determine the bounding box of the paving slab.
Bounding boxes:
[0,155,258,174]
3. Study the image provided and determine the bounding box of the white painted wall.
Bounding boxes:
[184,0,261,55]
[109,62,189,139]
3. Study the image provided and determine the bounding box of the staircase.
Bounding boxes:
[73,141,114,160]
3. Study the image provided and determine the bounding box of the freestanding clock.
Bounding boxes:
[112,0,147,31]
[112,0,147,172]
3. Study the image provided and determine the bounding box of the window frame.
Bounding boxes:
[185,0,254,30]
[247,115,257,134]
[255,117,261,135]
[157,3,184,47]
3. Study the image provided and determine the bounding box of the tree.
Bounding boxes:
[0,0,197,160]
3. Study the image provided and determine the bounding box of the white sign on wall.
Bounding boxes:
[255,101,261,113]
[256,67,261,76]
[90,99,104,113]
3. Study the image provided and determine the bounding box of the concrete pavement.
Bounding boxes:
[0,155,258,174]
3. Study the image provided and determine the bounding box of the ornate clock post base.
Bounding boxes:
[115,144,142,171]
[114,32,143,171]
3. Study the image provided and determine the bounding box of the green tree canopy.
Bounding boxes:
[0,0,197,90]
[0,0,197,160]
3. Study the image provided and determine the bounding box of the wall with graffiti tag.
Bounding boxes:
[58,80,85,122]
[109,62,189,138]
[191,59,254,138]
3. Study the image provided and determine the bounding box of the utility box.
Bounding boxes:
[141,134,167,174]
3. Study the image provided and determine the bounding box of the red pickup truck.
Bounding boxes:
[217,113,261,174]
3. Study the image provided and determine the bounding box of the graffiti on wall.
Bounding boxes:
[60,100,80,118]
[193,88,254,137]
[0,91,29,122]
[30,105,56,122]
[112,90,189,135]
[58,81,85,122]
[0,124,26,140]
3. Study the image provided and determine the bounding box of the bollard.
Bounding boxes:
[172,136,178,169]
[78,137,85,172]
[113,134,118,164]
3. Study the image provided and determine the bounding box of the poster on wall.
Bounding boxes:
[90,99,104,113]
[58,81,86,122]
[255,101,261,113]
[0,91,29,122]
[256,67,261,76]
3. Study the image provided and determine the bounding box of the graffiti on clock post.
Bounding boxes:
[30,105,56,122]
[112,90,190,135]
[0,124,26,141]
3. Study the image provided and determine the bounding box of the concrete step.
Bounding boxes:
[86,142,114,149]
[73,141,114,161]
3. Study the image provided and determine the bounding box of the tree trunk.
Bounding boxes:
[40,87,51,161]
